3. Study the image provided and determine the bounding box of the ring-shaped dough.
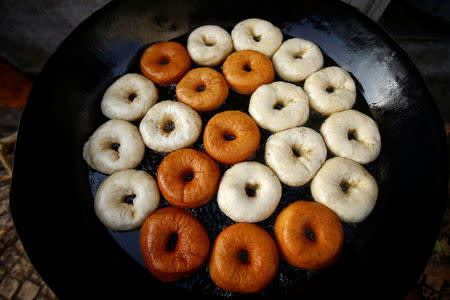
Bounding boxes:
[208,223,279,293]
[140,41,191,86]
[94,169,160,231]
[304,66,356,115]
[157,148,220,208]
[217,161,282,223]
[187,25,233,66]
[222,50,275,95]
[101,73,158,121]
[311,157,378,223]
[203,110,260,165]
[274,200,343,270]
[249,81,310,132]
[231,18,282,57]
[140,207,210,282]
[265,127,327,187]
[272,38,324,82]
[139,100,202,153]
[83,119,145,175]
[320,109,381,164]
[176,67,228,112]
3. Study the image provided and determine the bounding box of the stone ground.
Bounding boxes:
[0,170,57,300]
[0,0,449,299]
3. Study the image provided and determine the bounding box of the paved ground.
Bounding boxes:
[0,0,448,299]
[0,179,57,300]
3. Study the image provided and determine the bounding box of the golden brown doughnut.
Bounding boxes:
[274,201,344,270]
[176,67,229,112]
[157,148,220,208]
[222,50,274,95]
[140,207,210,282]
[203,110,260,165]
[208,223,279,293]
[140,41,191,86]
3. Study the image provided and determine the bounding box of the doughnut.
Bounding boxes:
[265,127,327,187]
[140,41,191,86]
[304,66,356,115]
[248,81,309,132]
[311,157,378,223]
[320,109,381,164]
[208,223,279,293]
[157,148,220,208]
[83,119,145,174]
[94,169,159,231]
[272,38,324,82]
[176,67,228,112]
[203,110,260,165]
[217,161,282,223]
[231,18,283,57]
[140,207,210,282]
[139,100,202,153]
[274,201,344,270]
[187,25,233,66]
[222,50,274,95]
[101,73,158,121]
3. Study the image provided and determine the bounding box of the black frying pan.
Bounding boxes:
[9,0,447,299]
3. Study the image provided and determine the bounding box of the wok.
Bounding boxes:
[9,0,447,298]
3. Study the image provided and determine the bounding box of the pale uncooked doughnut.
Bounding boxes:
[304,66,356,115]
[272,38,324,82]
[94,169,160,231]
[320,109,381,164]
[101,73,158,121]
[83,119,145,175]
[231,18,282,57]
[248,81,309,132]
[311,157,378,223]
[265,127,327,187]
[217,161,282,223]
[139,100,202,153]
[187,25,233,66]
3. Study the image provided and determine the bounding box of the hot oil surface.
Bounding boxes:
[88,30,377,297]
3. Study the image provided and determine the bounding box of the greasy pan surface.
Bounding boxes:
[9,0,447,299]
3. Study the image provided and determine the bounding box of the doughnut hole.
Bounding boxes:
[326,86,335,93]
[159,115,176,135]
[347,129,357,140]
[100,138,121,159]
[201,35,216,47]
[164,121,175,133]
[273,101,284,110]
[291,147,301,158]
[293,50,305,59]
[245,183,259,198]
[181,169,195,182]
[249,27,261,42]
[110,142,120,152]
[128,92,137,101]
[304,228,315,241]
[196,84,206,92]
[339,179,352,194]
[166,232,178,252]
[159,57,170,65]
[238,249,250,264]
[223,131,237,141]
[243,63,252,72]
[123,194,136,204]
